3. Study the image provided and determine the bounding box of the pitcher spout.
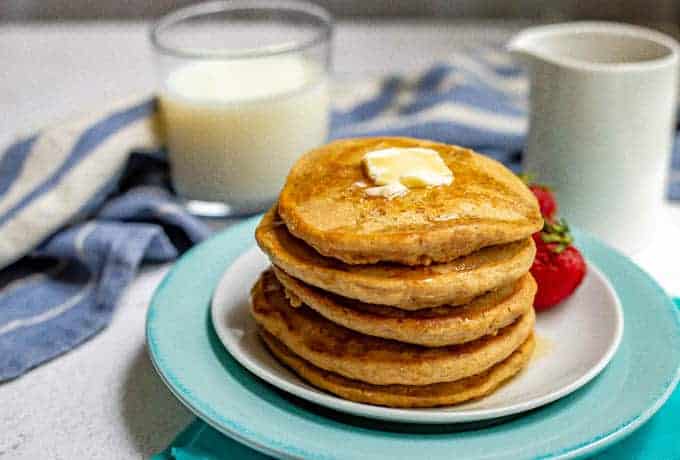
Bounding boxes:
[507,22,680,71]
[506,34,545,67]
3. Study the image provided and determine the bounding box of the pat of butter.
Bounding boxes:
[362,148,453,195]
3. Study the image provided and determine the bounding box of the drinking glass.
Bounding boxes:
[150,0,333,217]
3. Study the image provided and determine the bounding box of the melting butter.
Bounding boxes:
[361,147,453,198]
[532,334,554,361]
[364,182,408,199]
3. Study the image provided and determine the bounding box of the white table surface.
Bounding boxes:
[1,21,679,460]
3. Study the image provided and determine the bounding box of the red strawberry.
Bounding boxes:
[530,220,586,311]
[529,184,557,221]
[518,173,558,220]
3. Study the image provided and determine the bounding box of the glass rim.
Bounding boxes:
[149,0,333,60]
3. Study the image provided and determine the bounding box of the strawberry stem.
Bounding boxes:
[541,219,573,253]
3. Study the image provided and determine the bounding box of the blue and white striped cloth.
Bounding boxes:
[1,46,679,380]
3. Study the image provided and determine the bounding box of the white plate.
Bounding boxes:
[211,246,623,424]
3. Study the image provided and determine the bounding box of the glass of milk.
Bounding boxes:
[150,0,332,216]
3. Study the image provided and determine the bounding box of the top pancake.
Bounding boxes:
[279,137,542,265]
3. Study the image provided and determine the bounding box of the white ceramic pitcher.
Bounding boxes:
[508,22,679,254]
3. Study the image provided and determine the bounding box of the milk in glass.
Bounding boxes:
[159,56,329,212]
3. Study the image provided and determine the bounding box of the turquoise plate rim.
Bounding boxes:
[146,216,680,460]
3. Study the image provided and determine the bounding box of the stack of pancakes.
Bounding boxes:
[252,137,543,408]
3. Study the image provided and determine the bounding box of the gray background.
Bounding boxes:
[2,0,679,23]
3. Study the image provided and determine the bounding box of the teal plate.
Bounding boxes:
[146,216,680,460]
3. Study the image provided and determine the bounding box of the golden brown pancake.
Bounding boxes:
[256,207,536,309]
[278,137,542,265]
[261,330,535,408]
[274,267,537,347]
[251,270,535,386]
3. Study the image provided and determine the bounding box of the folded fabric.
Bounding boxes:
[152,419,270,460]
[2,45,680,381]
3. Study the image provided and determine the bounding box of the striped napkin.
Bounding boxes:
[1,46,679,381]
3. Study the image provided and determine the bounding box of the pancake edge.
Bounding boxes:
[260,329,536,408]
[274,266,537,347]
[250,271,537,386]
[255,208,536,309]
